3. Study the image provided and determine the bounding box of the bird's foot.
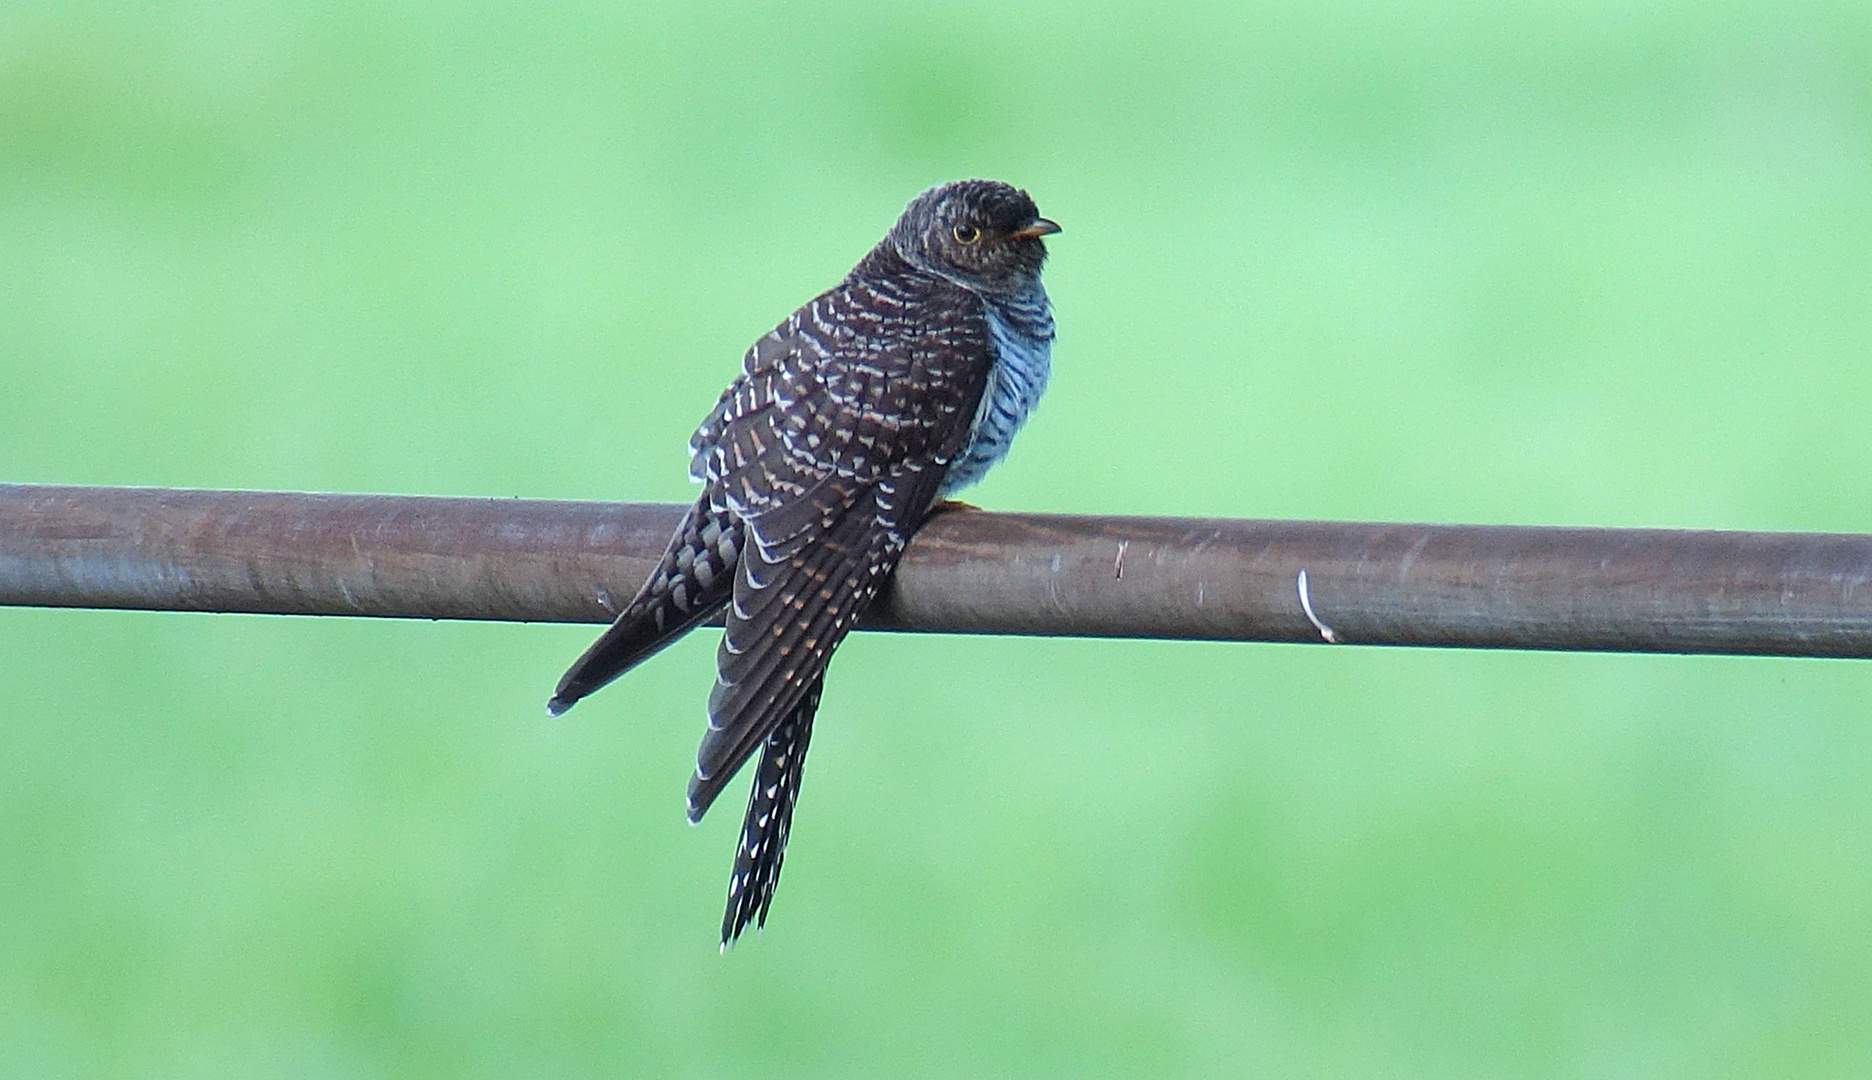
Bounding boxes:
[927,498,982,517]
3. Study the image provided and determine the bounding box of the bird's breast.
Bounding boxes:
[939,297,1054,496]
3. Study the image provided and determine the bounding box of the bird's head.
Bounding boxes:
[890,179,1059,294]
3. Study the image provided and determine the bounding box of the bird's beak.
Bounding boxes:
[1009,218,1061,240]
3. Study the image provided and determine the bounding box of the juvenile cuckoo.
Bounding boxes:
[549,179,1059,946]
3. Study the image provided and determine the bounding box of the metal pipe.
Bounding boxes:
[3,484,1871,658]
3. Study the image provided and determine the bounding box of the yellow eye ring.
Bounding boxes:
[952,224,981,244]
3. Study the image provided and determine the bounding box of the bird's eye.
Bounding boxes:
[952,223,981,244]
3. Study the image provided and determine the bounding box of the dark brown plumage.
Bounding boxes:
[549,179,1058,945]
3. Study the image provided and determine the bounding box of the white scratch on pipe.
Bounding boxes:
[1114,540,1128,580]
[1297,569,1340,643]
[1396,533,1432,580]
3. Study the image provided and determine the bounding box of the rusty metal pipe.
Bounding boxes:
[3,484,1871,658]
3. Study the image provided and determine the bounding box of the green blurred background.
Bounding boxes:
[5,2,1872,1076]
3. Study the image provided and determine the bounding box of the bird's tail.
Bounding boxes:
[547,498,742,715]
[720,675,821,948]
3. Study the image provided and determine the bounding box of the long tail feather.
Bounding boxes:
[721,676,821,948]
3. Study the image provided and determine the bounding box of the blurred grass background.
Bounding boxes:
[4,1,1872,1076]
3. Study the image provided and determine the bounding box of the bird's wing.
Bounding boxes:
[548,498,742,714]
[684,280,992,821]
[548,288,861,715]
